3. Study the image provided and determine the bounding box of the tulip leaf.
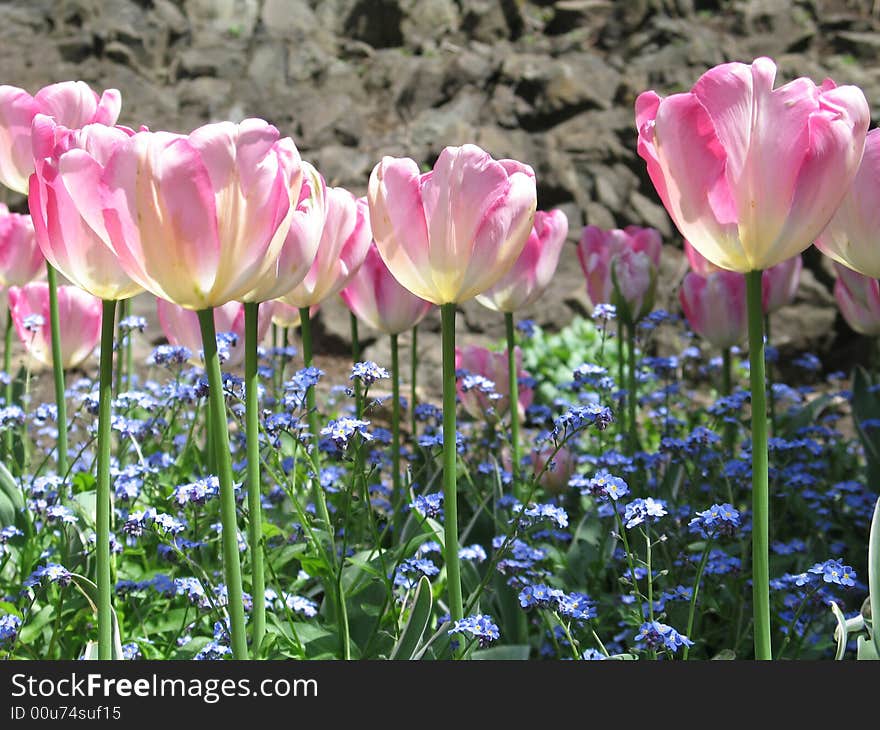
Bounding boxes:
[829,601,849,660]
[390,576,433,660]
[869,497,880,657]
[70,573,124,660]
[857,635,879,661]
[471,644,530,660]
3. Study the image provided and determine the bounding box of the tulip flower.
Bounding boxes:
[0,205,43,288]
[157,298,273,368]
[29,116,142,301]
[530,445,577,496]
[0,81,120,195]
[636,56,869,660]
[685,241,801,316]
[280,187,371,310]
[271,300,310,329]
[278,187,371,622]
[455,344,533,424]
[816,129,880,279]
[369,144,537,637]
[7,282,100,369]
[679,270,747,350]
[475,209,569,314]
[0,204,43,453]
[340,242,433,518]
[578,224,661,453]
[69,119,297,660]
[577,225,661,324]
[340,243,433,336]
[475,208,568,490]
[834,263,880,336]
[761,254,802,315]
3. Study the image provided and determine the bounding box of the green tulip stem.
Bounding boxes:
[198,308,248,660]
[441,303,464,648]
[390,333,403,533]
[410,325,418,437]
[244,301,265,655]
[746,270,772,661]
[626,323,638,454]
[96,299,117,659]
[504,312,522,495]
[350,312,362,418]
[4,307,13,460]
[46,264,68,477]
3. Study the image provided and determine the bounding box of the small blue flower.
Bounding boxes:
[24,563,71,588]
[688,503,741,538]
[350,361,390,386]
[118,316,147,334]
[393,558,440,589]
[321,417,373,449]
[623,498,667,529]
[634,621,693,653]
[23,313,44,332]
[0,613,22,642]
[411,492,443,519]
[448,614,500,648]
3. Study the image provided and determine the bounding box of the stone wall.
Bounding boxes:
[3,0,880,377]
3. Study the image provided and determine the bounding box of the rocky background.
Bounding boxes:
[3,0,880,383]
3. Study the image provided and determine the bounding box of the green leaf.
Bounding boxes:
[869,497,880,658]
[0,461,23,510]
[471,644,530,660]
[19,604,55,644]
[69,573,124,660]
[857,635,879,660]
[390,576,433,660]
[710,649,737,660]
[830,601,849,661]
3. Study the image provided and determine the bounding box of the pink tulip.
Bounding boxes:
[685,240,801,314]
[269,301,319,329]
[577,225,661,322]
[0,204,43,287]
[833,262,880,336]
[530,445,577,496]
[761,253,802,314]
[679,269,747,349]
[157,298,273,368]
[816,128,880,278]
[368,144,537,305]
[454,344,533,422]
[62,119,293,310]
[243,158,326,303]
[636,57,869,272]
[8,282,101,369]
[340,243,433,335]
[476,208,569,313]
[0,81,121,194]
[281,188,371,309]
[29,115,142,301]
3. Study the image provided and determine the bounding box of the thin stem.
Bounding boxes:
[682,541,713,660]
[722,348,735,456]
[626,323,638,455]
[617,318,625,441]
[4,306,13,461]
[441,304,464,644]
[197,307,248,660]
[46,264,68,477]
[124,299,133,390]
[390,333,402,534]
[244,302,265,656]
[765,314,777,437]
[96,299,116,659]
[299,307,332,536]
[114,299,125,391]
[410,325,418,437]
[505,312,521,496]
[746,270,772,660]
[350,312,362,419]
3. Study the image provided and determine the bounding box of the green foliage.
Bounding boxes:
[516,316,618,405]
